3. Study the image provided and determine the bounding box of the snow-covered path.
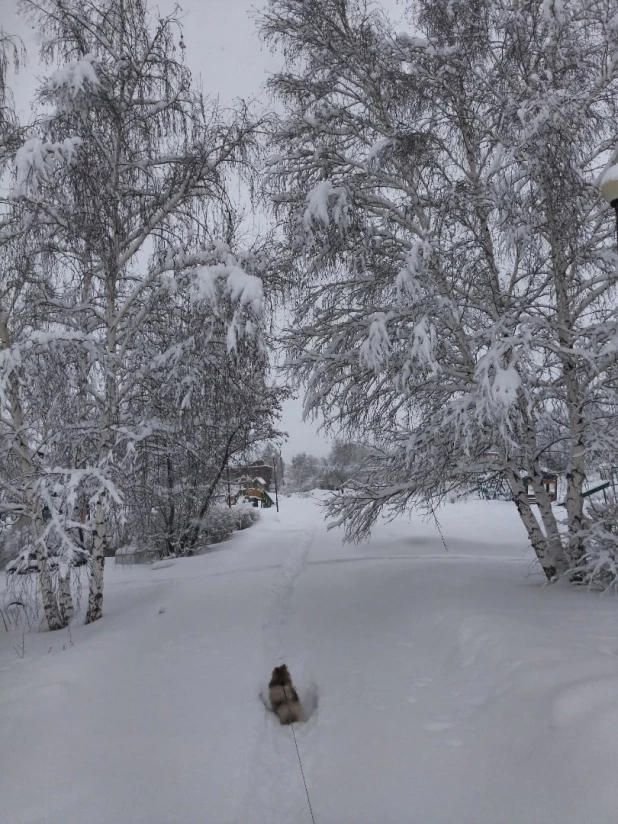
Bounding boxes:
[2,496,618,823]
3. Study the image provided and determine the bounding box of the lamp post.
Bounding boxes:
[600,164,618,245]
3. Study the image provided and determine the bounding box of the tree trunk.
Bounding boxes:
[36,548,65,630]
[551,233,587,565]
[33,507,65,631]
[527,450,568,574]
[506,467,564,580]
[531,477,569,575]
[57,568,74,624]
[165,454,176,555]
[565,436,586,565]
[184,428,240,551]
[85,497,107,624]
[86,257,117,624]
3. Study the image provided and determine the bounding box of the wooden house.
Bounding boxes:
[523,473,558,503]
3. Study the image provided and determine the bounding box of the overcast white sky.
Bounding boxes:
[2,0,405,461]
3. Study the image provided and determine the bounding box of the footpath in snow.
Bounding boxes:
[2,495,618,824]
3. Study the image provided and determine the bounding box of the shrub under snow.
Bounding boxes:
[571,497,618,592]
[200,503,259,546]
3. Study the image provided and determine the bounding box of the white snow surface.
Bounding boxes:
[2,496,618,824]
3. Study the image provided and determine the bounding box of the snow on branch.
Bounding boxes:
[408,317,439,373]
[366,138,393,169]
[474,347,521,410]
[13,136,82,196]
[191,263,263,313]
[45,53,100,99]
[190,257,263,351]
[396,241,433,300]
[359,314,390,370]
[303,180,349,233]
[0,328,98,408]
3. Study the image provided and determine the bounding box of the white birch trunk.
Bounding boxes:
[57,569,74,624]
[565,438,586,565]
[551,235,587,565]
[506,467,563,580]
[524,418,568,574]
[33,509,65,630]
[85,245,118,625]
[85,497,107,624]
[531,476,569,576]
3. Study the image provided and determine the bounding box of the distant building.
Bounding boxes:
[228,463,273,491]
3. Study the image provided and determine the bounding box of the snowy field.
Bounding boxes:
[2,495,618,824]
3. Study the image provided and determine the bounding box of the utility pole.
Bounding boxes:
[272,456,280,512]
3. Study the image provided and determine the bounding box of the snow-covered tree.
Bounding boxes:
[262,0,618,580]
[0,30,23,164]
[123,287,283,556]
[9,0,271,625]
[287,451,324,492]
[324,440,375,489]
[0,34,75,629]
[286,441,374,491]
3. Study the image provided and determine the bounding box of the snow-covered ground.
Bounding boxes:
[2,495,618,824]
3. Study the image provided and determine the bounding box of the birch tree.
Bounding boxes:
[0,32,75,629]
[13,0,269,624]
[262,0,618,580]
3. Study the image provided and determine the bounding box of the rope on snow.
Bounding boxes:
[283,686,316,824]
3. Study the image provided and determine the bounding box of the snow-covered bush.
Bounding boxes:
[231,502,260,530]
[200,506,238,545]
[114,543,160,566]
[200,503,260,546]
[570,497,618,592]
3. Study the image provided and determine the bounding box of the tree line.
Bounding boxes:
[286,441,375,492]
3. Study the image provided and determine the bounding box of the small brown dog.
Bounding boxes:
[268,664,303,725]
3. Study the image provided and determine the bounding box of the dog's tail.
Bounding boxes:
[275,699,302,725]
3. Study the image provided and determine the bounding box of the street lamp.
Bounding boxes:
[600,164,618,245]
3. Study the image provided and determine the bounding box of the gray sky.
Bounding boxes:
[2,0,404,461]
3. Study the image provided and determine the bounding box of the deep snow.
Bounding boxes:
[2,496,618,824]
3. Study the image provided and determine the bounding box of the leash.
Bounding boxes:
[283,687,316,824]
